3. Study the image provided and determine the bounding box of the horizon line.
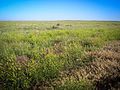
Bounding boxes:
[0,20,120,22]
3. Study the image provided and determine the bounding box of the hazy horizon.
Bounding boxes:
[0,0,120,21]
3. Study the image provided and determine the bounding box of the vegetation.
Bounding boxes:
[0,21,120,90]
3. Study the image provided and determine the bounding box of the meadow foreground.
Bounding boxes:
[0,21,120,90]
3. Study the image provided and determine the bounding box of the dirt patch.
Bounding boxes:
[16,55,29,65]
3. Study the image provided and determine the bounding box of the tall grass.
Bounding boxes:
[0,21,120,89]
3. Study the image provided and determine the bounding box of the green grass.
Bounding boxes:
[0,21,120,89]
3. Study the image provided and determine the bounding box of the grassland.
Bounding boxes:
[0,21,120,90]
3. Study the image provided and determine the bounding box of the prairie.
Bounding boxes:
[0,21,120,90]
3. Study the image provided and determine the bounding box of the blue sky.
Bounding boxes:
[0,0,120,21]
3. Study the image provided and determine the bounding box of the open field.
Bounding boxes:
[0,21,120,90]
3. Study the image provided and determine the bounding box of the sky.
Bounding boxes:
[0,0,120,21]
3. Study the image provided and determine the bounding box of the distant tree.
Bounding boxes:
[56,23,60,26]
[52,26,58,29]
